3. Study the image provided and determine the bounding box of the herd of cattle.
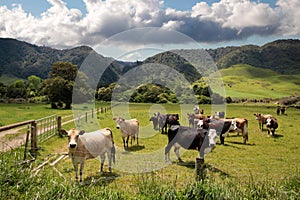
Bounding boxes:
[61,107,280,183]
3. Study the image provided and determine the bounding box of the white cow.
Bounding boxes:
[61,128,115,184]
[113,117,139,150]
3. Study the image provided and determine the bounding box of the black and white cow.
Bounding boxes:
[266,117,278,136]
[164,125,217,162]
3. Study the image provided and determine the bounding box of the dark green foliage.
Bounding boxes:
[129,84,178,103]
[207,39,300,74]
[42,62,78,109]
[143,51,202,83]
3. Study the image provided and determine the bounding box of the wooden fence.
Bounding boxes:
[0,106,109,160]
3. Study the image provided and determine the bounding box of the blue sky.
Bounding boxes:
[1,0,299,61]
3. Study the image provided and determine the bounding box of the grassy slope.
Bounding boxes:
[0,74,24,86]
[208,64,300,98]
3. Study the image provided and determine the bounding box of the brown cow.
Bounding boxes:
[62,128,115,184]
[254,113,275,131]
[229,118,248,144]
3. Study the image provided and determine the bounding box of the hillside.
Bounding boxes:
[0,38,133,87]
[208,64,300,98]
[207,39,300,74]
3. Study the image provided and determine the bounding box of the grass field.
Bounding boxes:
[208,64,300,98]
[1,102,300,199]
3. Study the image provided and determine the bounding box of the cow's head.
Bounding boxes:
[67,128,85,150]
[197,120,204,129]
[254,113,261,120]
[230,119,237,130]
[113,117,124,129]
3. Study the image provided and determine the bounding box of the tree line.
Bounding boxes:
[0,61,228,108]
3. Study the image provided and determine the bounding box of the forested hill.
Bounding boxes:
[1,38,300,87]
[207,39,300,74]
[0,38,130,86]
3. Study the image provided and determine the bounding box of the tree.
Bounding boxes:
[27,75,42,97]
[6,80,27,99]
[42,62,78,109]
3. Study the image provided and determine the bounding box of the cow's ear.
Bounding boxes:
[60,130,68,137]
[79,130,85,135]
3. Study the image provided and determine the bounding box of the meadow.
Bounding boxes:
[0,102,299,199]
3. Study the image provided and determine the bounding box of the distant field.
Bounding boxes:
[208,64,300,98]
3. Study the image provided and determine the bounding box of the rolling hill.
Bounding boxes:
[208,64,300,98]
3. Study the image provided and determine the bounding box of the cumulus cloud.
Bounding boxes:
[0,0,299,50]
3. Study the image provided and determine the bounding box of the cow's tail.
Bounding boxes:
[106,128,116,163]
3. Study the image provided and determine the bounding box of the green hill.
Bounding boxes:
[208,64,300,98]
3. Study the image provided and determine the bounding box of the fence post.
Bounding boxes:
[92,108,94,119]
[57,116,62,136]
[23,124,30,160]
[85,112,88,122]
[30,121,38,157]
[195,158,205,181]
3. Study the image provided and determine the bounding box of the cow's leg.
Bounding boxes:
[72,161,79,182]
[79,162,84,184]
[220,134,225,145]
[122,137,127,150]
[126,136,130,148]
[174,146,182,162]
[136,134,139,145]
[100,154,105,172]
[107,151,113,173]
[164,142,174,162]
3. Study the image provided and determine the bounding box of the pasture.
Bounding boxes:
[1,102,300,199]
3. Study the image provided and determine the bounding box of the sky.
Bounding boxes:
[1,0,300,61]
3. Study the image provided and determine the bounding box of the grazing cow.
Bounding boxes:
[229,118,249,144]
[187,113,204,128]
[113,117,139,149]
[150,112,159,130]
[158,114,180,134]
[198,118,236,145]
[61,128,115,184]
[254,113,275,130]
[164,125,217,162]
[215,111,225,118]
[266,117,278,136]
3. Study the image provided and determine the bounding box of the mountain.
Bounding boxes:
[207,39,300,74]
[1,38,300,88]
[0,38,135,87]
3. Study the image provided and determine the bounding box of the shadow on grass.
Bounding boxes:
[83,171,120,186]
[225,141,256,146]
[126,145,145,152]
[176,161,230,178]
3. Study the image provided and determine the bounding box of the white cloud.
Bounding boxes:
[0,0,299,50]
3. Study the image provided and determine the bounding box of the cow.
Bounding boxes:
[266,117,278,136]
[228,118,249,144]
[164,125,217,162]
[187,113,204,128]
[61,128,116,184]
[150,112,159,130]
[113,117,139,150]
[197,118,237,145]
[254,113,275,130]
[158,113,180,134]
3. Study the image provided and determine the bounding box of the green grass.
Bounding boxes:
[1,102,300,199]
[207,64,300,98]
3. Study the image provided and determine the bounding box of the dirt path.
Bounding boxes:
[0,117,75,152]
